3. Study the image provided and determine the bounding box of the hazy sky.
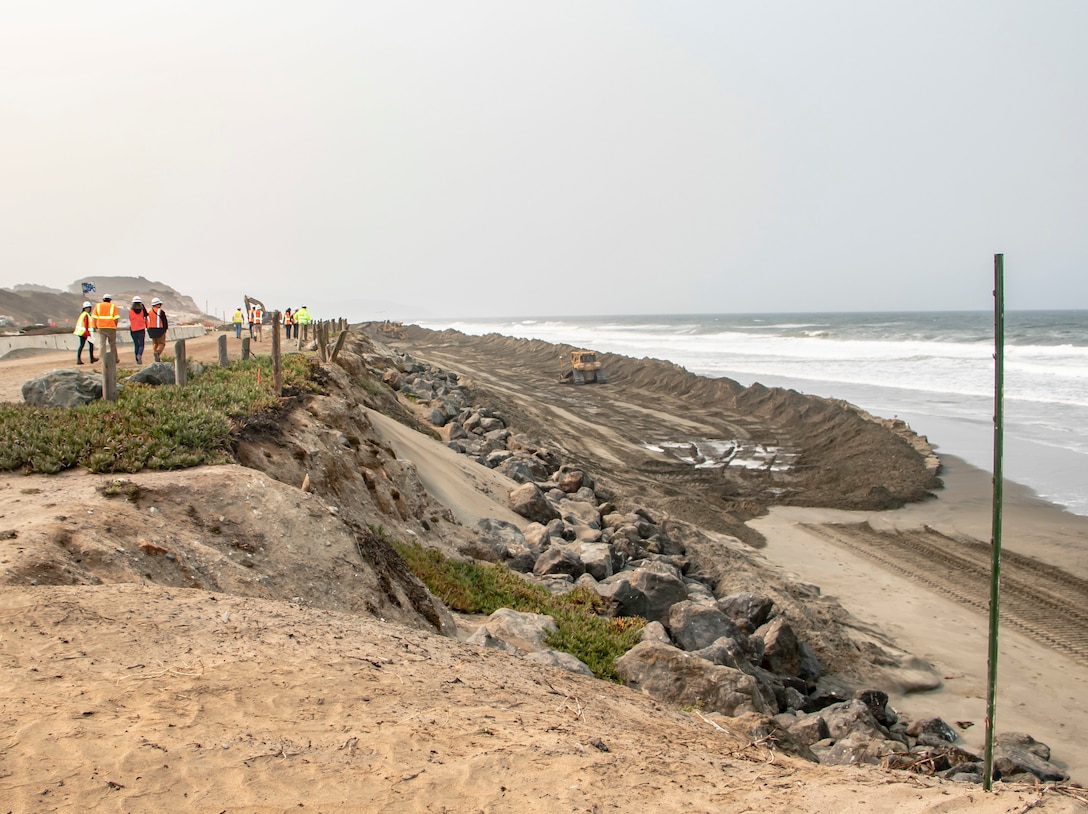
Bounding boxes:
[3,1,1086,319]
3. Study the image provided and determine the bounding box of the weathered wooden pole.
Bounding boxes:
[318,322,328,363]
[103,348,118,402]
[217,334,228,367]
[174,339,188,387]
[241,337,251,360]
[329,329,348,363]
[983,253,1006,791]
[270,310,282,396]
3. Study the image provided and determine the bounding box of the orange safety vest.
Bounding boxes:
[91,301,119,329]
[146,306,167,330]
[284,311,294,325]
[250,307,262,324]
[129,307,147,331]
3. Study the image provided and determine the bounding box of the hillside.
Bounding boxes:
[0,330,1082,812]
[0,277,211,328]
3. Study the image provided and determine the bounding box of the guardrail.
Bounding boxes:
[0,326,207,359]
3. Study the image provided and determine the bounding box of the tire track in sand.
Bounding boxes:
[800,522,1088,666]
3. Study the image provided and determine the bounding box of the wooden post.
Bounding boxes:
[241,337,251,360]
[270,310,282,396]
[217,334,228,367]
[103,348,118,402]
[318,322,328,362]
[329,329,348,363]
[174,339,187,387]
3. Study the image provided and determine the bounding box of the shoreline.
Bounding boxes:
[751,453,1088,781]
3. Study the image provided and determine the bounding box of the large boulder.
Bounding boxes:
[600,567,688,624]
[717,592,775,633]
[466,608,556,655]
[668,600,744,652]
[615,641,766,717]
[994,732,1069,782]
[127,362,176,386]
[532,545,584,579]
[757,617,803,678]
[508,482,561,524]
[22,368,102,407]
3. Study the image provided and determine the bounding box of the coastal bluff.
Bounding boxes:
[0,328,1080,812]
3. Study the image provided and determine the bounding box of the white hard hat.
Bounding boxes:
[151,297,163,305]
[103,294,112,300]
[82,301,92,308]
[132,296,142,303]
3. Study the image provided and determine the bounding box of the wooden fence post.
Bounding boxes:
[270,310,282,396]
[103,349,118,402]
[318,322,328,362]
[174,339,187,386]
[241,337,251,360]
[218,334,228,367]
[329,329,348,363]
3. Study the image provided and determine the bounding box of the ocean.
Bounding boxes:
[416,311,1088,517]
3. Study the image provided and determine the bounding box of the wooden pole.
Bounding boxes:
[103,348,118,402]
[983,253,1005,791]
[217,334,228,367]
[174,339,187,387]
[329,329,348,363]
[318,322,328,363]
[270,310,282,396]
[241,337,251,361]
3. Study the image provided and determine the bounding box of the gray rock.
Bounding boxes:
[789,715,831,747]
[718,592,775,634]
[811,730,906,766]
[906,717,958,746]
[466,608,556,654]
[532,545,584,579]
[579,543,615,581]
[640,620,673,645]
[615,641,766,717]
[22,368,103,407]
[994,732,1069,782]
[758,617,803,678]
[668,600,744,652]
[128,362,176,386]
[508,482,561,524]
[605,567,688,624]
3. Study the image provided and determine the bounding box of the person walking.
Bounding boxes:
[73,301,96,365]
[233,308,244,339]
[283,308,293,340]
[295,305,311,341]
[91,294,120,357]
[249,304,263,341]
[129,296,148,364]
[146,298,169,362]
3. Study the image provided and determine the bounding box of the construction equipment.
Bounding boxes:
[562,349,608,385]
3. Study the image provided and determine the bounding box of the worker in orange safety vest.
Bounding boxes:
[91,294,120,356]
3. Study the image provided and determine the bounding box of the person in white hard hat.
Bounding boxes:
[91,294,119,357]
[73,301,96,365]
[129,296,148,364]
[146,297,169,362]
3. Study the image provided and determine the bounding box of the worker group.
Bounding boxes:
[74,293,168,366]
[233,305,312,342]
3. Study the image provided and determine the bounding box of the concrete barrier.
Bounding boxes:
[0,326,207,359]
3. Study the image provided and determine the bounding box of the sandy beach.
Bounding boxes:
[752,454,1088,781]
[2,329,1087,811]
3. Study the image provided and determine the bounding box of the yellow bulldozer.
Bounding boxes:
[562,349,608,385]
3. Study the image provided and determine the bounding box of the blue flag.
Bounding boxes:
[82,281,96,294]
